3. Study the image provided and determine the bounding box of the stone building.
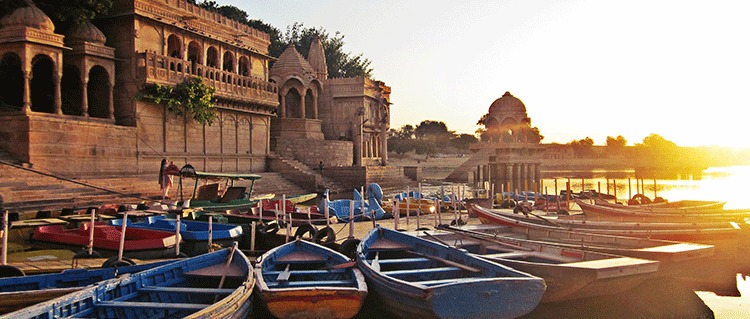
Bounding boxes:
[0,0,409,192]
[0,0,278,175]
[448,91,543,193]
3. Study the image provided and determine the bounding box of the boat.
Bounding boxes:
[575,199,749,221]
[1,244,254,319]
[110,215,243,256]
[412,227,659,302]
[383,198,437,216]
[321,184,387,222]
[466,203,743,295]
[286,193,318,204]
[356,226,546,319]
[592,197,727,212]
[222,204,330,227]
[0,260,174,314]
[255,239,367,319]
[177,166,263,212]
[31,223,178,259]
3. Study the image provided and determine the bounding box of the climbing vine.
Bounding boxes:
[138,77,217,125]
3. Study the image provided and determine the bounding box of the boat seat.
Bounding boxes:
[412,278,465,286]
[374,257,431,266]
[97,301,208,310]
[140,286,235,295]
[482,252,533,259]
[266,279,355,288]
[368,239,413,251]
[265,269,346,276]
[276,251,327,264]
[382,266,462,278]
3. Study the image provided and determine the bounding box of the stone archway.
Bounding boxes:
[206,46,219,69]
[222,51,234,73]
[238,56,249,77]
[30,55,55,113]
[87,66,110,119]
[61,64,83,116]
[167,34,182,58]
[305,88,315,119]
[284,88,302,118]
[187,41,202,75]
[0,52,23,109]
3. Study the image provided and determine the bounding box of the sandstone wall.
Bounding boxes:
[272,138,353,168]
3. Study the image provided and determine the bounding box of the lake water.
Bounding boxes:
[540,165,750,318]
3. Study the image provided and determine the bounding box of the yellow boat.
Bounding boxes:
[383,198,436,215]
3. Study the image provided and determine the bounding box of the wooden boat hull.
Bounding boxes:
[31,224,178,259]
[593,198,726,212]
[577,199,746,221]
[111,216,243,256]
[415,229,659,303]
[357,227,545,319]
[0,261,174,314]
[2,246,254,319]
[255,240,367,319]
[383,199,437,215]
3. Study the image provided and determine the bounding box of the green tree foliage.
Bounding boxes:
[281,22,372,78]
[450,133,478,149]
[569,137,595,158]
[414,120,453,143]
[138,77,217,125]
[606,135,627,148]
[0,0,112,28]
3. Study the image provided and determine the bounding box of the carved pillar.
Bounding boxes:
[380,124,388,165]
[299,89,306,119]
[22,71,31,114]
[53,71,62,114]
[313,94,319,119]
[81,78,89,117]
[279,93,286,118]
[353,121,362,166]
[108,79,115,120]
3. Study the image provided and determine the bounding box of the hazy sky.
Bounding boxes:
[224,0,750,147]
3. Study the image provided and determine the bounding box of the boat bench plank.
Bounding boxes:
[265,269,346,276]
[266,279,354,288]
[368,239,413,251]
[97,301,208,310]
[412,278,474,286]
[140,286,235,295]
[482,252,533,259]
[382,266,462,277]
[371,257,431,265]
[276,251,327,263]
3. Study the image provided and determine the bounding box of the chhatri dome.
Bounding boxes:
[270,43,316,82]
[488,91,526,115]
[65,21,106,44]
[0,0,55,32]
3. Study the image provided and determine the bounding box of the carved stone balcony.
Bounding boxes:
[136,52,279,110]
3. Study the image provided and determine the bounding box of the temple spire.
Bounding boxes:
[308,35,328,80]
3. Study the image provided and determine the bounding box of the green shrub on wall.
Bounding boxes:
[138,77,217,125]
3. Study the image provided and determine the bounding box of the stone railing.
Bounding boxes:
[136,52,278,107]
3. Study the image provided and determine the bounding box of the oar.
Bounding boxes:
[214,243,237,302]
[436,225,534,252]
[277,264,291,282]
[528,211,564,227]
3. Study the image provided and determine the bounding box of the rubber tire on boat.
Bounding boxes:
[338,238,360,259]
[630,194,652,205]
[102,257,136,268]
[294,223,318,240]
[500,199,516,208]
[653,197,666,203]
[450,219,467,226]
[258,221,280,237]
[73,249,102,259]
[0,265,25,277]
[313,226,336,245]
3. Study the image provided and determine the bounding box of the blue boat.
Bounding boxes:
[0,261,174,314]
[2,244,254,319]
[321,184,386,222]
[110,215,243,256]
[255,239,368,319]
[356,227,546,319]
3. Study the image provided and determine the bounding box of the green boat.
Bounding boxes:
[177,166,262,214]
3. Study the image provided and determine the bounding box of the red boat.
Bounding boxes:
[31,223,178,259]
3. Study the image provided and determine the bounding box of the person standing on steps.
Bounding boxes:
[159,158,172,200]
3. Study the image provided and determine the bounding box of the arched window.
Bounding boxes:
[61,64,83,116]
[223,51,234,73]
[238,56,250,76]
[0,53,23,110]
[206,46,219,68]
[87,66,110,119]
[187,41,202,75]
[167,34,182,59]
[284,88,301,118]
[30,55,55,113]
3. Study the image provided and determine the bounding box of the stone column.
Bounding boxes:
[53,71,62,114]
[22,71,31,114]
[380,125,388,165]
[506,164,513,193]
[353,121,362,166]
[108,80,115,120]
[81,78,89,117]
[313,94,319,119]
[299,90,306,119]
[279,93,286,118]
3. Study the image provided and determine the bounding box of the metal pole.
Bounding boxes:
[250,221,257,252]
[405,186,410,227]
[208,216,213,252]
[416,183,422,230]
[1,210,7,265]
[349,200,355,239]
[394,199,400,230]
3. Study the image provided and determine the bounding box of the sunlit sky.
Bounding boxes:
[224,0,750,147]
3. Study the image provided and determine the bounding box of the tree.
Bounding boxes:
[569,137,595,158]
[414,120,454,144]
[450,133,478,150]
[606,135,627,148]
[281,23,372,78]
[138,77,217,125]
[0,0,112,28]
[640,133,677,150]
